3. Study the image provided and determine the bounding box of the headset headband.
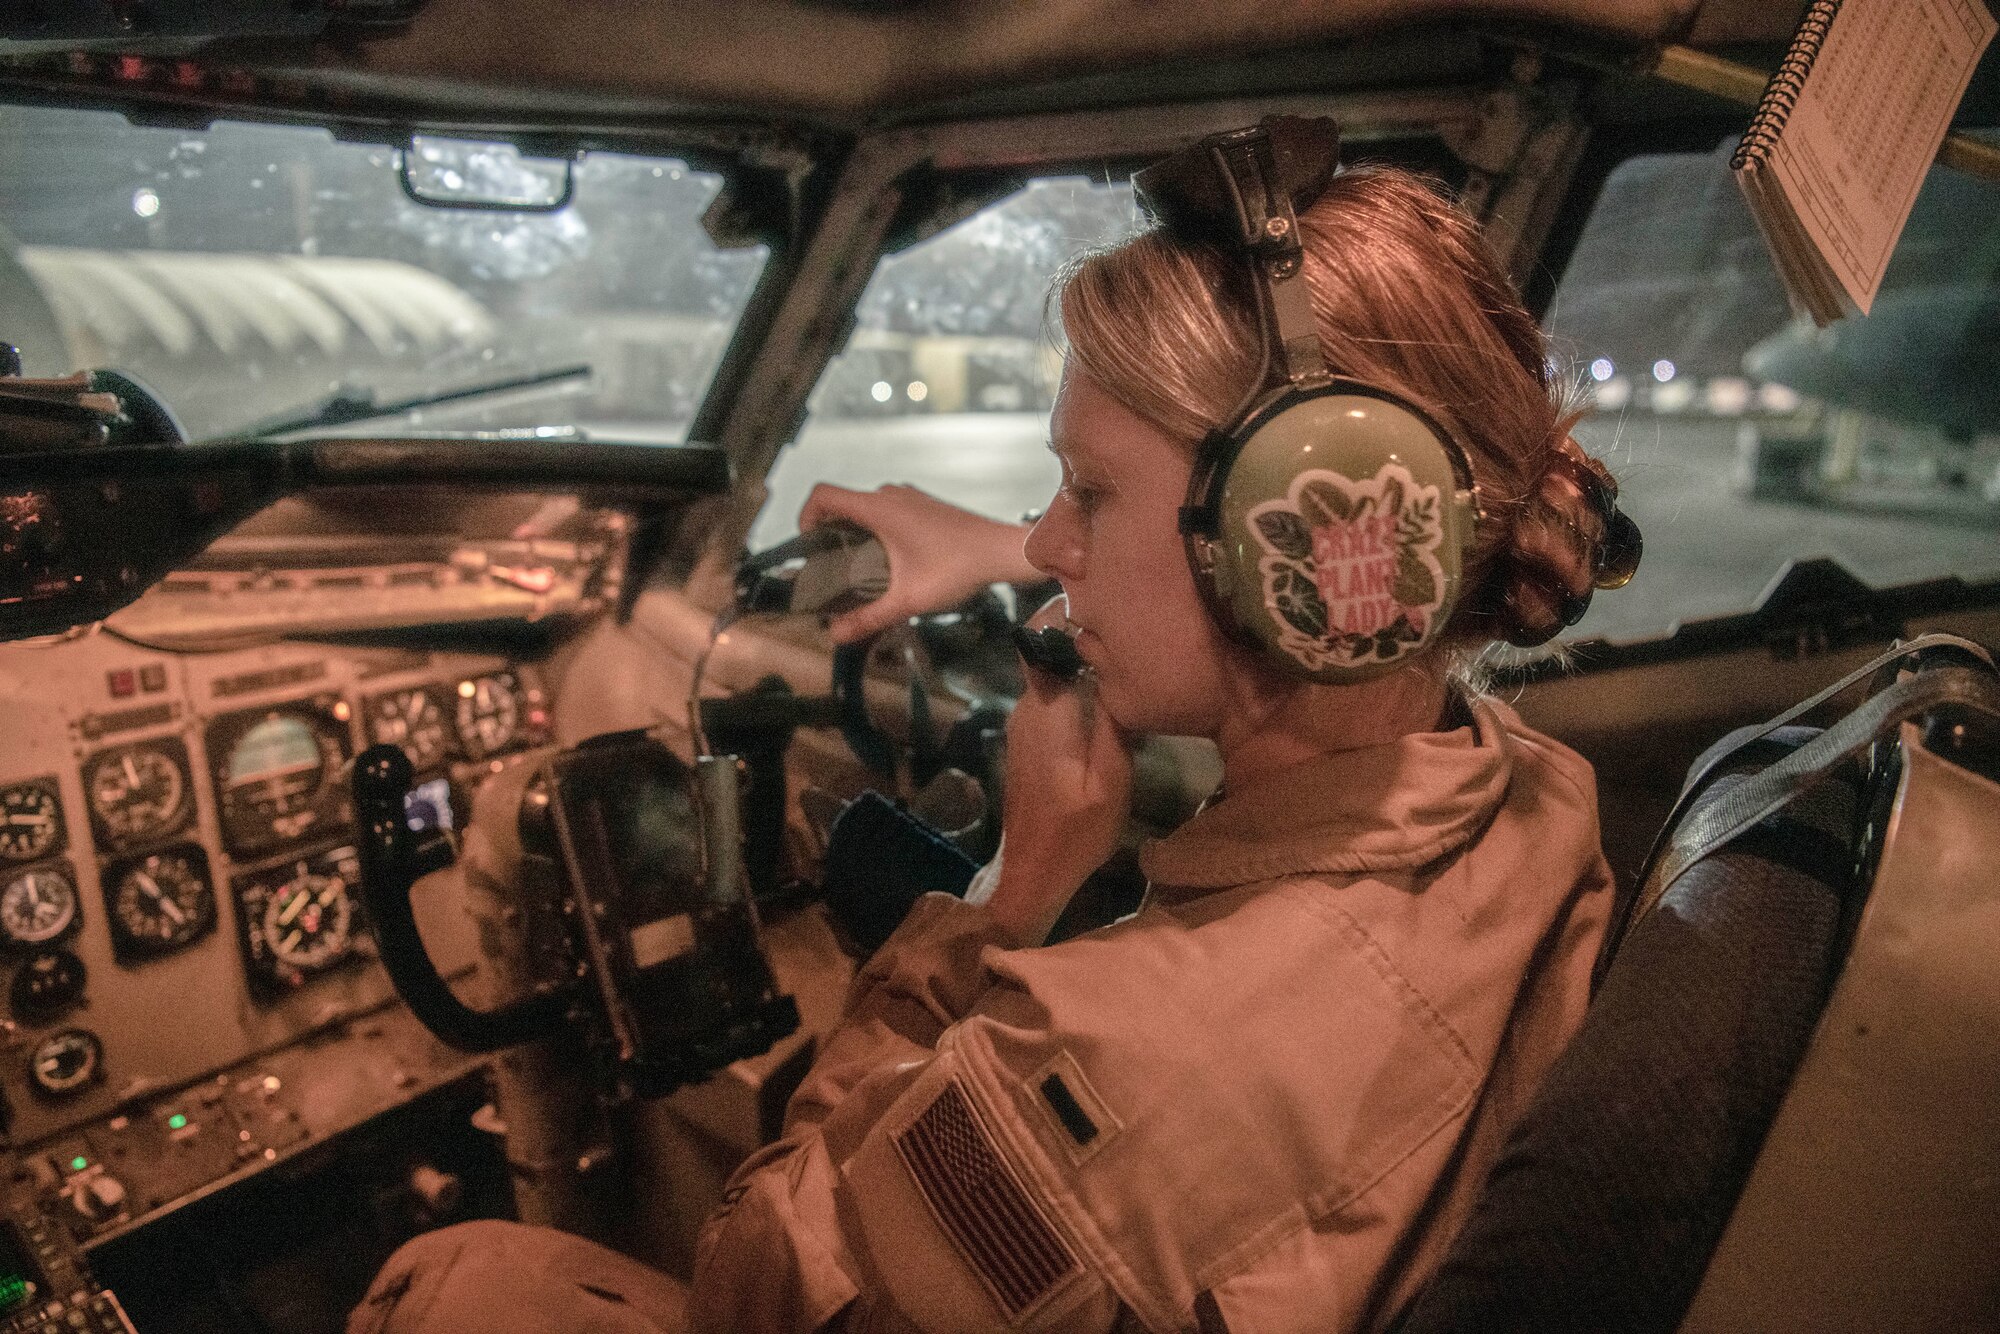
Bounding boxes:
[1134,116,1341,405]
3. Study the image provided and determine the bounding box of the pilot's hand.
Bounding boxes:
[982,596,1133,946]
[798,483,1038,644]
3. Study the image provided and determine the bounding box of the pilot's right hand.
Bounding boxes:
[798,483,1039,643]
[980,596,1134,947]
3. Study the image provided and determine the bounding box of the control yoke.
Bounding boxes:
[352,733,798,1097]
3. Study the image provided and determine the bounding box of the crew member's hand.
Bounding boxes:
[982,597,1134,946]
[798,483,1038,644]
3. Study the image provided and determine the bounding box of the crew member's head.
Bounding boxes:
[1027,164,1634,737]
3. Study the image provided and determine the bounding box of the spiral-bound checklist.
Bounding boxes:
[1732,0,1995,324]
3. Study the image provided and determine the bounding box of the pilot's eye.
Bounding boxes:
[1063,480,1106,515]
[1055,458,1109,517]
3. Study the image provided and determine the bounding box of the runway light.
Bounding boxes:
[906,381,928,402]
[1652,359,1677,383]
[870,381,893,403]
[1590,358,1614,382]
[132,187,160,218]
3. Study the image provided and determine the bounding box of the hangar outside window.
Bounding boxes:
[1545,136,1999,645]
[0,103,767,443]
[751,177,1139,549]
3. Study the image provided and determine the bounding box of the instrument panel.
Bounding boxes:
[0,636,548,1156]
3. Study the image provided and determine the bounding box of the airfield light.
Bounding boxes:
[907,381,928,402]
[870,381,893,403]
[1758,383,1803,413]
[1652,359,1677,383]
[1589,358,1614,382]
[132,187,161,218]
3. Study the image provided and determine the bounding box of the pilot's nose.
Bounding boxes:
[1024,494,1083,583]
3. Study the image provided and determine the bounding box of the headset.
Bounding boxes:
[1131,116,1635,683]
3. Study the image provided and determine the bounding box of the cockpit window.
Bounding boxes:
[751,177,1138,548]
[1547,137,2000,645]
[0,103,767,442]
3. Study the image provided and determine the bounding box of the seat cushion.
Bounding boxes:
[1392,728,1860,1334]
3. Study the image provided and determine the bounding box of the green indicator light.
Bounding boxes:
[0,1273,27,1310]
[167,1114,187,1130]
[69,1156,87,1171]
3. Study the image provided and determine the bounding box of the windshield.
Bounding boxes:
[752,177,1139,548]
[0,104,767,442]
[1546,136,1999,644]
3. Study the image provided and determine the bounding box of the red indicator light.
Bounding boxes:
[116,56,149,82]
[107,669,136,698]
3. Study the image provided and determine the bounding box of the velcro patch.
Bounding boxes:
[894,1078,1078,1320]
[1039,1072,1098,1147]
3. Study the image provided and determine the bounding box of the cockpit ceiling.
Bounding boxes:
[38,0,1806,127]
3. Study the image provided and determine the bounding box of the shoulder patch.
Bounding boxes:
[894,1078,1079,1321]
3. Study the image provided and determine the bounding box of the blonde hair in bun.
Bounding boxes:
[1057,163,1633,667]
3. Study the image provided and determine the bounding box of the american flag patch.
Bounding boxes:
[894,1078,1078,1320]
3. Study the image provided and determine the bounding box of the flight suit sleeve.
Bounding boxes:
[691,892,1115,1334]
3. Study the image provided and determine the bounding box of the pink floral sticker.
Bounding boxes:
[1245,463,1447,673]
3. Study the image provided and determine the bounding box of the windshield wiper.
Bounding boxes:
[245,363,592,439]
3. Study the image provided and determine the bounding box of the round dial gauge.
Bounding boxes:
[0,865,77,945]
[369,688,449,770]
[0,782,63,862]
[454,675,521,760]
[262,865,354,975]
[109,848,215,955]
[85,744,188,847]
[28,1028,102,1098]
[11,948,87,1022]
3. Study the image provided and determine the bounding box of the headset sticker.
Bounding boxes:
[1248,462,1446,673]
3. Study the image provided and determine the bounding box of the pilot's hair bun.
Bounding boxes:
[1487,437,1639,648]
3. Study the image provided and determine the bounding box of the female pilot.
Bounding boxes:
[351,124,1636,1334]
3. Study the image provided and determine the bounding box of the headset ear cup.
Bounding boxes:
[1194,384,1480,685]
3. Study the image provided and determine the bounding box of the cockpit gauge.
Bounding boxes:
[206,699,353,857]
[27,1028,103,1098]
[0,779,65,863]
[0,863,79,946]
[235,845,361,991]
[264,866,354,975]
[11,947,87,1022]
[368,686,450,772]
[82,739,192,851]
[104,845,216,958]
[453,673,522,760]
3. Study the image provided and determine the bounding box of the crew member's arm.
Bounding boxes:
[691,656,1131,1334]
[797,484,1037,644]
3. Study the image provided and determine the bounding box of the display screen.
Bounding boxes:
[404,777,454,834]
[227,715,319,783]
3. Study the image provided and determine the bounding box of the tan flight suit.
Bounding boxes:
[352,696,1611,1334]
